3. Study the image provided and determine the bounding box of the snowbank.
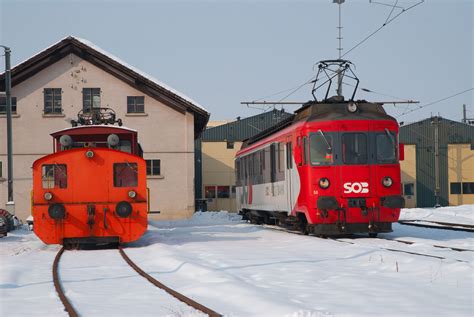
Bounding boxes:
[400,205,474,225]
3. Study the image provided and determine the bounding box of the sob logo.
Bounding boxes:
[343,182,369,194]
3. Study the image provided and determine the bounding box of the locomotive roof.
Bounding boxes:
[242,100,397,148]
[51,125,137,137]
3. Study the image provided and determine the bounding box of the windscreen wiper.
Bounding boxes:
[318,130,332,154]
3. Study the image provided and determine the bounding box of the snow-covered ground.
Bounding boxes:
[399,204,473,226]
[1,206,473,317]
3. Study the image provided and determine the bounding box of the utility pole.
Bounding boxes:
[462,104,467,124]
[334,0,344,97]
[432,116,441,208]
[0,44,14,215]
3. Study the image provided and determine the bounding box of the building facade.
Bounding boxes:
[400,117,474,207]
[0,36,209,221]
[196,110,293,211]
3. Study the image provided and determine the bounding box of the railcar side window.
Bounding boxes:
[302,137,308,165]
[342,133,368,164]
[113,163,138,187]
[310,133,333,165]
[42,164,67,189]
[376,132,397,163]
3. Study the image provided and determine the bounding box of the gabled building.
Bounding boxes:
[399,117,474,207]
[0,36,209,221]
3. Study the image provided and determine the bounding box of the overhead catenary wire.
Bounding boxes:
[396,87,474,118]
[245,1,424,109]
[342,81,410,101]
[342,0,424,58]
[247,75,315,112]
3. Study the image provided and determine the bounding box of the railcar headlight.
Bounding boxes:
[85,150,94,158]
[319,178,330,189]
[116,201,132,218]
[44,192,53,201]
[128,190,137,198]
[347,102,358,113]
[382,176,393,188]
[48,203,66,220]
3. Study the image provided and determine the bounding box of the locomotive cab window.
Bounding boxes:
[114,163,138,187]
[310,132,333,166]
[42,164,67,189]
[342,133,368,165]
[376,130,397,164]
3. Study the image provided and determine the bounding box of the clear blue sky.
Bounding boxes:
[1,0,472,123]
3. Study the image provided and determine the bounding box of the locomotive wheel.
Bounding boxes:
[369,233,378,238]
[297,213,309,235]
[300,224,309,235]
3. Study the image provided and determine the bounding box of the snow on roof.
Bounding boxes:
[54,125,137,134]
[73,36,208,113]
[6,36,209,114]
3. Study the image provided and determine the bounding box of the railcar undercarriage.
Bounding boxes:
[240,208,392,237]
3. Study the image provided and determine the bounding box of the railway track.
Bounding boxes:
[52,246,222,317]
[398,220,474,233]
[334,238,472,263]
[260,223,472,263]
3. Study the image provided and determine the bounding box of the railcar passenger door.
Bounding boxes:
[285,138,295,213]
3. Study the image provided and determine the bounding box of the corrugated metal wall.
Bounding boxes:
[400,117,474,207]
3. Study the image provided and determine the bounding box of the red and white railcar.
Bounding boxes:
[235,100,405,236]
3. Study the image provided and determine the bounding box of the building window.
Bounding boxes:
[127,96,145,113]
[462,182,474,194]
[403,183,414,196]
[226,141,234,149]
[83,88,101,111]
[0,96,17,114]
[0,161,2,178]
[44,88,62,114]
[205,186,216,199]
[217,186,230,198]
[145,159,161,176]
[231,186,236,198]
[450,182,461,194]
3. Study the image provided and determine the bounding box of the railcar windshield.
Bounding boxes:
[342,133,368,164]
[113,162,138,187]
[42,164,67,189]
[310,132,334,165]
[376,130,397,164]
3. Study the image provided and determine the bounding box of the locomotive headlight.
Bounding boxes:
[319,178,330,189]
[85,150,94,158]
[128,190,137,199]
[347,102,358,113]
[44,192,53,201]
[382,176,393,188]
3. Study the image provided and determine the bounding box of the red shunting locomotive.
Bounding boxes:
[235,60,405,236]
[32,109,148,245]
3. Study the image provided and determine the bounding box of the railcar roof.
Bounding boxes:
[241,100,397,150]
